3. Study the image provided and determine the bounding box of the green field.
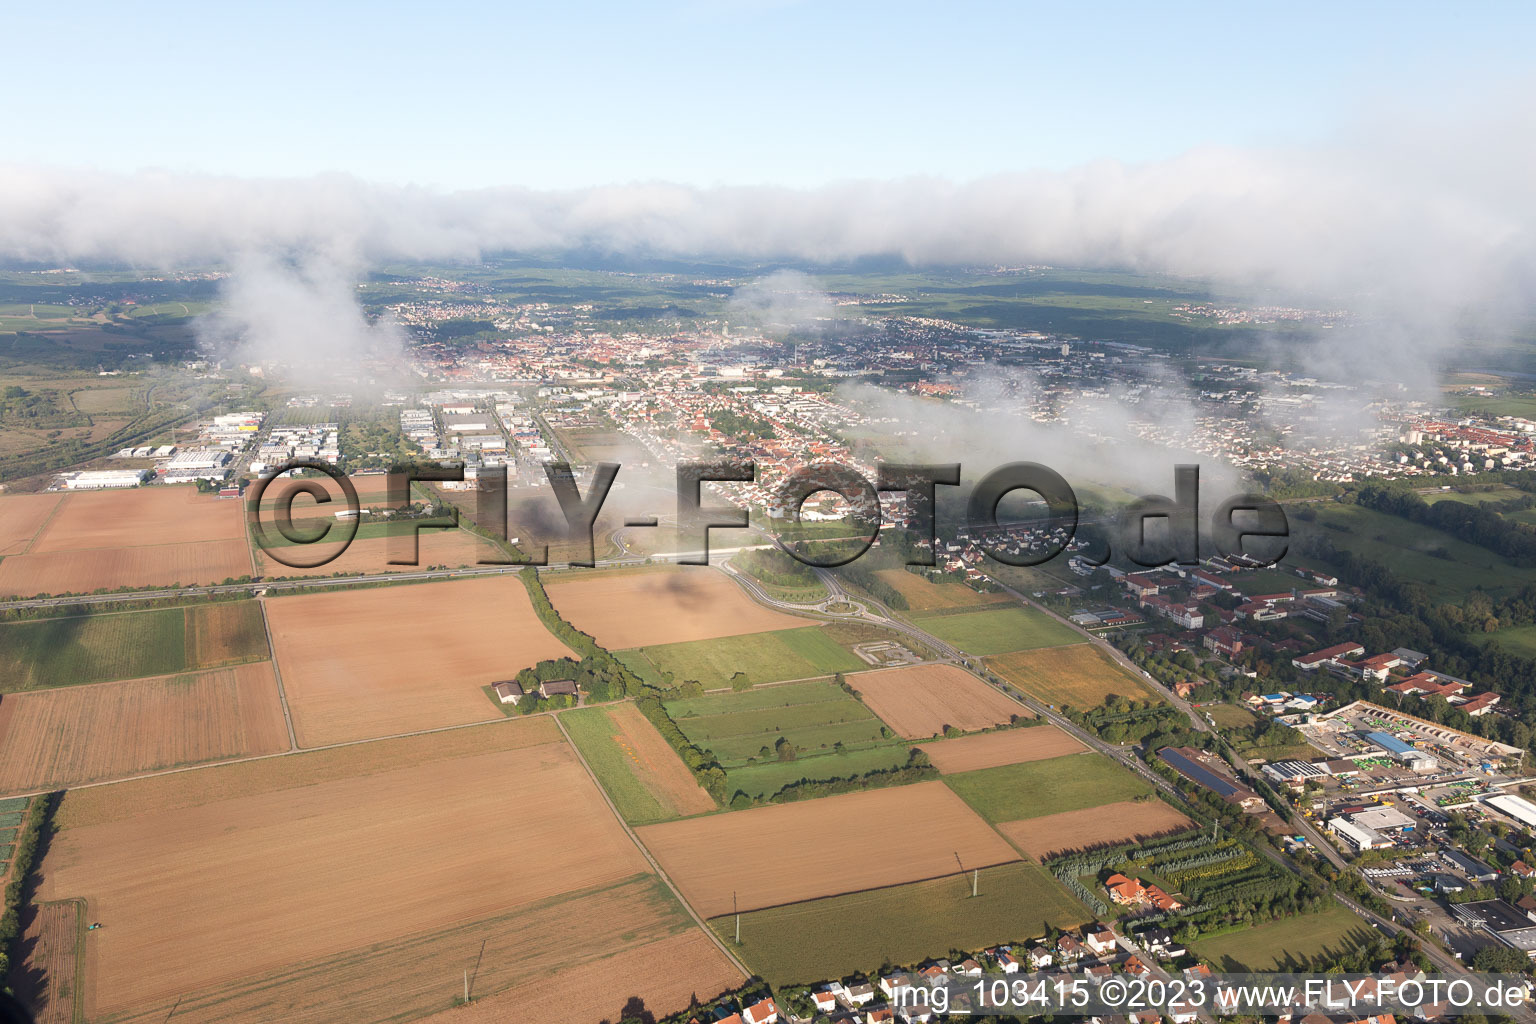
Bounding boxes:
[665,679,891,766]
[1191,905,1376,970]
[1204,703,1260,729]
[944,752,1154,823]
[0,601,268,692]
[560,706,712,824]
[908,605,1083,656]
[723,744,915,799]
[1421,486,1520,506]
[1475,623,1536,659]
[621,627,864,689]
[712,862,1088,987]
[1305,503,1534,600]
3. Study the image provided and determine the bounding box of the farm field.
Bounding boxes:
[411,917,740,1024]
[987,643,1158,710]
[10,900,81,1024]
[872,569,1010,611]
[636,781,1020,917]
[1205,702,1260,729]
[723,743,915,800]
[0,539,252,597]
[908,604,1082,656]
[0,600,268,692]
[1303,503,1534,600]
[945,752,1155,823]
[847,663,1030,739]
[918,725,1085,774]
[562,703,716,824]
[544,565,809,649]
[715,862,1087,988]
[618,626,863,689]
[665,679,890,765]
[254,526,505,578]
[0,663,289,794]
[32,486,244,551]
[0,492,62,555]
[263,577,574,747]
[997,798,1194,859]
[1191,905,1377,971]
[34,722,674,1022]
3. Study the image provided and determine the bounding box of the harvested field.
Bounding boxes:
[997,799,1195,859]
[873,569,1009,611]
[637,781,1019,917]
[848,664,1031,739]
[545,565,809,649]
[0,540,251,597]
[919,725,1085,774]
[263,577,574,747]
[0,492,62,555]
[56,717,561,830]
[184,601,267,666]
[987,643,1159,710]
[563,703,716,823]
[0,663,289,794]
[415,915,741,1024]
[11,900,82,1024]
[38,736,649,1019]
[33,486,244,551]
[0,601,268,692]
[254,527,504,578]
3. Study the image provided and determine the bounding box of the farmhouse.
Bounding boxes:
[538,679,578,699]
[491,680,525,704]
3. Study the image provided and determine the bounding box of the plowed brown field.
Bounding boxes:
[0,540,252,597]
[545,566,808,649]
[33,486,244,551]
[637,781,1020,916]
[0,492,62,555]
[254,528,503,578]
[848,663,1031,739]
[11,900,80,1024]
[919,725,1086,774]
[416,925,741,1024]
[997,799,1194,859]
[263,577,574,747]
[0,664,289,794]
[38,737,649,1019]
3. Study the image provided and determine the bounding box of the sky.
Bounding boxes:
[7,1,1532,189]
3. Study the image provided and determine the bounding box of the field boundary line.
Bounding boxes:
[22,493,67,555]
[257,599,298,752]
[700,861,1029,921]
[551,709,753,984]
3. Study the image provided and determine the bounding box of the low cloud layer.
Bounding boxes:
[0,96,1531,388]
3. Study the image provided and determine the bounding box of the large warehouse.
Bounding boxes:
[1487,793,1536,831]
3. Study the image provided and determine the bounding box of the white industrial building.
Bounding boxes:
[1348,806,1416,832]
[1328,816,1386,852]
[62,468,150,489]
[1487,793,1536,831]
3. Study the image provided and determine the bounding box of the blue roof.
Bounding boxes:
[1159,747,1240,799]
[1365,731,1413,755]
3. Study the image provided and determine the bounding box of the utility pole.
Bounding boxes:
[734,891,740,944]
[463,969,468,1004]
[972,868,979,898]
